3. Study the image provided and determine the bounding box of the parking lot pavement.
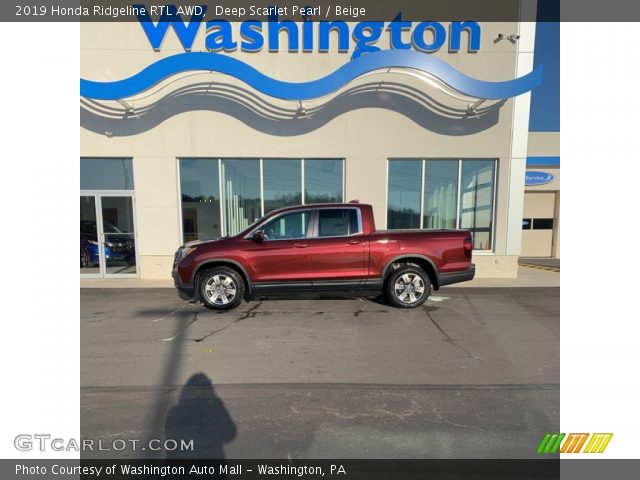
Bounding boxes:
[81,287,559,459]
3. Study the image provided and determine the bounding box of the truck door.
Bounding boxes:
[306,207,367,280]
[245,209,315,283]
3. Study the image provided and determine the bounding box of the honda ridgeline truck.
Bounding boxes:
[172,202,475,310]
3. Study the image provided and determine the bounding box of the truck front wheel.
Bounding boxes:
[386,265,431,308]
[198,267,245,310]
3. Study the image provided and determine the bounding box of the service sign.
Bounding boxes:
[525,171,555,186]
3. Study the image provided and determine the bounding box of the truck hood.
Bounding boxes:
[184,237,230,248]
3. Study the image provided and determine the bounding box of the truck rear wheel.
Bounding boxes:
[386,265,431,308]
[198,267,245,310]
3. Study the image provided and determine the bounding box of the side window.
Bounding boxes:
[318,209,360,237]
[262,211,310,240]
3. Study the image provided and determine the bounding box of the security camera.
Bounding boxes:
[495,33,520,44]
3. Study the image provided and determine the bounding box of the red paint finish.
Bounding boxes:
[173,203,474,292]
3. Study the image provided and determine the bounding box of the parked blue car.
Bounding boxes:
[80,220,135,267]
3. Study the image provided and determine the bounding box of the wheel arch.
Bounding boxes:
[382,255,441,290]
[191,259,253,297]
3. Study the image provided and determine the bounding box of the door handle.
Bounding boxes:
[294,243,308,248]
[347,239,361,245]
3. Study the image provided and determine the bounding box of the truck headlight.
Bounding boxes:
[175,246,197,262]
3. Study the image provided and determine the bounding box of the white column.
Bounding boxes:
[505,16,537,256]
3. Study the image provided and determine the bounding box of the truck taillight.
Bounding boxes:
[464,236,473,259]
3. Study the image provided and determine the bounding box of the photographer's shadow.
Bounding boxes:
[165,373,236,460]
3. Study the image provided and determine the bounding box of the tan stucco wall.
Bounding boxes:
[528,132,560,157]
[81,21,528,279]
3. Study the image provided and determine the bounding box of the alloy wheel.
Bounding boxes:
[393,273,426,304]
[204,274,237,305]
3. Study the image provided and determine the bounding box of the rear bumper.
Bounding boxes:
[438,264,475,287]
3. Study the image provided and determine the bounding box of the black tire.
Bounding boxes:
[198,267,245,310]
[386,265,431,308]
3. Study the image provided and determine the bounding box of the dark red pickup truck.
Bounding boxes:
[172,202,475,310]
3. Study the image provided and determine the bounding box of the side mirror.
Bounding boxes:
[252,230,265,243]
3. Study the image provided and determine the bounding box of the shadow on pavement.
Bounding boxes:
[165,373,237,462]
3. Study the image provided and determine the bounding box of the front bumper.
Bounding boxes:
[172,267,194,299]
[438,264,476,287]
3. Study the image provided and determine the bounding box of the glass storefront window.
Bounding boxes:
[459,160,495,250]
[423,160,458,229]
[179,159,221,242]
[387,159,496,250]
[179,158,344,241]
[387,160,422,229]
[221,159,261,236]
[263,160,302,213]
[81,158,134,190]
[304,159,344,204]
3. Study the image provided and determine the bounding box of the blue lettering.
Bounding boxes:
[449,21,481,52]
[240,21,264,52]
[268,14,299,52]
[318,21,350,52]
[388,13,411,50]
[133,11,483,58]
[352,21,384,59]
[302,21,314,52]
[205,20,237,52]
[134,4,206,51]
[412,21,447,53]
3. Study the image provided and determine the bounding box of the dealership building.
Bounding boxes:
[80,15,559,280]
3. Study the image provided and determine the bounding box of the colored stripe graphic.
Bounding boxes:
[584,434,613,453]
[537,434,552,454]
[537,433,564,454]
[80,49,543,101]
[538,433,613,454]
[574,433,590,453]
[560,433,588,453]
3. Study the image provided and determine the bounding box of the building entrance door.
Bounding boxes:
[80,194,138,277]
[521,192,558,257]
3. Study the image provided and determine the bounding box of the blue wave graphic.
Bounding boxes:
[80,50,542,101]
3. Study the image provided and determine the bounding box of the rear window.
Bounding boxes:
[318,209,360,237]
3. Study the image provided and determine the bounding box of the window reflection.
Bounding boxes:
[387,159,497,250]
[387,160,422,229]
[423,160,458,229]
[180,160,221,242]
[179,158,344,240]
[459,160,495,250]
[81,158,134,190]
[263,160,302,213]
[262,210,310,240]
[221,159,261,236]
[304,159,343,204]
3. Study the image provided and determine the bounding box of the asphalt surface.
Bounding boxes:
[81,288,559,459]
